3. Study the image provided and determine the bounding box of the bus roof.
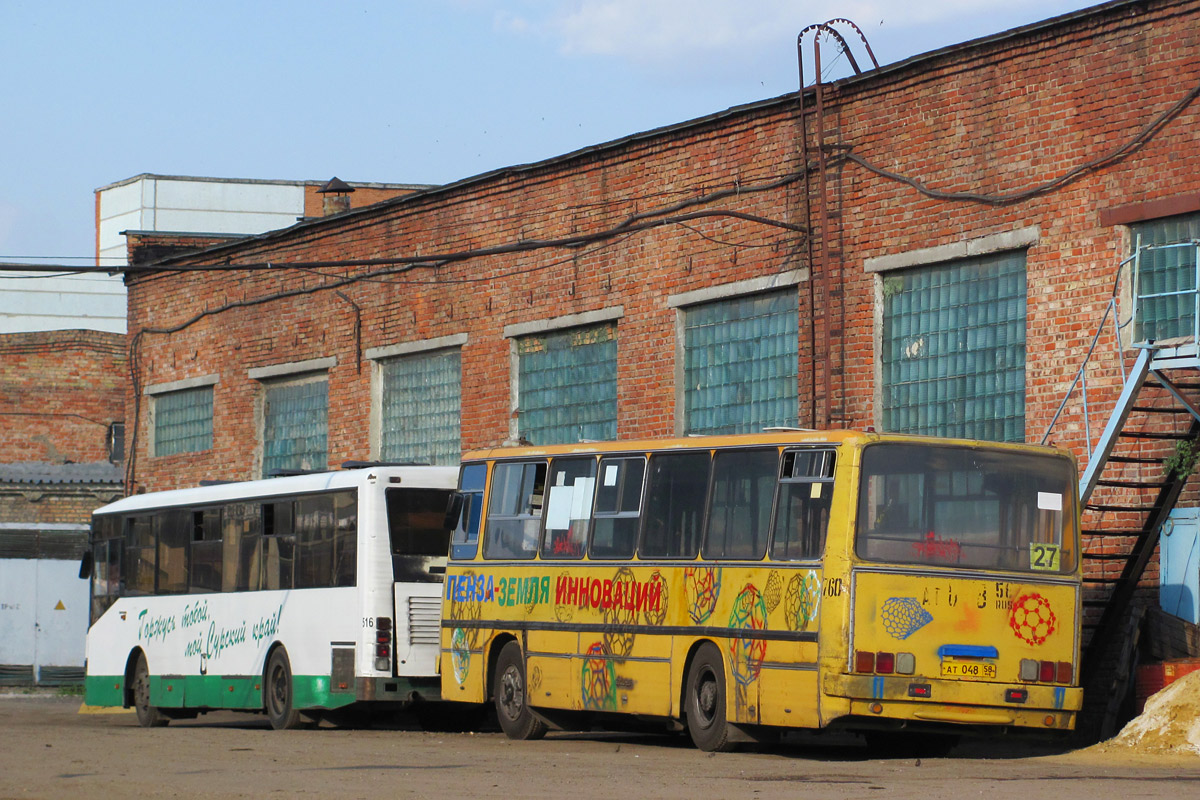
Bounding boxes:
[93,465,459,517]
[461,430,1074,463]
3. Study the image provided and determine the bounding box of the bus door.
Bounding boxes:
[386,487,454,676]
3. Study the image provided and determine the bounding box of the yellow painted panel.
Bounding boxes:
[757,667,820,728]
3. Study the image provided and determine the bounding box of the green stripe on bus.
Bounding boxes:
[83,674,356,712]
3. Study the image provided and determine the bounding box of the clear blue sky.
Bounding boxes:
[0,0,1101,265]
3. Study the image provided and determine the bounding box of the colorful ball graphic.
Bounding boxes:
[1009,593,1057,645]
[727,584,768,687]
[685,566,721,624]
[581,641,617,711]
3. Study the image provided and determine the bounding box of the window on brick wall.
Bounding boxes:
[881,250,1027,443]
[380,348,461,466]
[262,374,328,476]
[1133,212,1200,344]
[516,323,617,446]
[153,386,213,456]
[682,290,799,435]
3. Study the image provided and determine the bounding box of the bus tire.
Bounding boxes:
[493,641,547,740]
[265,648,305,730]
[132,653,169,728]
[685,643,733,752]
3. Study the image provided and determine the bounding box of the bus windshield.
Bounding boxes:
[856,443,1076,573]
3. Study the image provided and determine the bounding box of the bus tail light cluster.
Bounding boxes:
[1019,659,1072,684]
[375,617,393,671]
[854,650,915,675]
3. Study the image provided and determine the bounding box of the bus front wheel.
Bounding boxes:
[265,648,305,730]
[132,653,168,728]
[685,643,733,752]
[493,641,547,740]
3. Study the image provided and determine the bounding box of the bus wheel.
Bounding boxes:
[265,649,304,730]
[132,653,168,728]
[493,641,547,740]
[685,643,733,752]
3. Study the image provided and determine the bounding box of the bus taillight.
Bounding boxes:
[855,650,914,675]
[375,617,392,670]
[1020,658,1073,683]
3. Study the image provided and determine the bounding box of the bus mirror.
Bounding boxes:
[79,550,93,580]
[443,493,466,531]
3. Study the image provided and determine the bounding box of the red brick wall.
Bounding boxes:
[0,331,126,464]
[123,0,1200,498]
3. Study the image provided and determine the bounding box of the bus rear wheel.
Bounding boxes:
[132,653,168,728]
[265,648,305,730]
[493,641,547,740]
[685,643,733,752]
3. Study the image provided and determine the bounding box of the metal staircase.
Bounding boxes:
[1044,238,1200,736]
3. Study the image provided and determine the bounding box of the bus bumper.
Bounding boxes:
[822,672,1083,731]
[355,676,441,704]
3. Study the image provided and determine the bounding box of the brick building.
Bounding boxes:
[0,331,125,685]
[121,1,1200,726]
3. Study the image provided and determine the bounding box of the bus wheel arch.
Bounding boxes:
[683,640,733,752]
[491,638,547,741]
[263,644,305,730]
[128,649,169,728]
[484,633,517,702]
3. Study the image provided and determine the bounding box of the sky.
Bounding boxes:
[0,0,1104,266]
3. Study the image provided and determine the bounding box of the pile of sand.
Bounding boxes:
[1108,669,1200,755]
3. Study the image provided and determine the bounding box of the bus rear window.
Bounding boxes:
[387,488,453,582]
[856,444,1076,573]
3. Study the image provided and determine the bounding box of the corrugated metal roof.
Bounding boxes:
[0,462,123,486]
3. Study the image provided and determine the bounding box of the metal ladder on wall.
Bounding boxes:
[1045,239,1200,736]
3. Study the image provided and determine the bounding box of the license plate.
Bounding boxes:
[941,659,996,680]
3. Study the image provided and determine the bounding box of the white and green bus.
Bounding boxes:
[81,464,459,728]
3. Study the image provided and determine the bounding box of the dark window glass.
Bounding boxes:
[590,456,645,560]
[190,507,223,593]
[332,492,357,587]
[294,495,333,589]
[856,444,1076,572]
[222,502,261,592]
[771,449,836,561]
[540,457,597,560]
[639,452,711,559]
[387,487,453,582]
[154,511,190,594]
[451,464,486,560]
[484,461,547,560]
[124,516,155,596]
[703,449,776,560]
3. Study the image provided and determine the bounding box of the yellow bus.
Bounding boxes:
[439,431,1082,751]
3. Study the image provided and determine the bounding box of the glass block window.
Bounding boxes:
[881,251,1026,443]
[683,290,799,435]
[517,324,617,445]
[153,386,213,456]
[1133,213,1200,344]
[380,348,461,465]
[262,376,328,476]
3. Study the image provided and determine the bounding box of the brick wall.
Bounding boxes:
[123,0,1200,500]
[0,330,127,464]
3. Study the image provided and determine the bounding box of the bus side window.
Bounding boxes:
[124,515,156,596]
[540,457,597,560]
[589,456,645,560]
[451,464,486,560]
[223,502,262,592]
[484,461,547,560]
[638,452,711,560]
[263,500,295,591]
[190,507,223,593]
[703,449,777,560]
[770,449,836,561]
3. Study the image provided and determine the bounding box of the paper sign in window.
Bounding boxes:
[1037,492,1063,512]
[603,465,619,487]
